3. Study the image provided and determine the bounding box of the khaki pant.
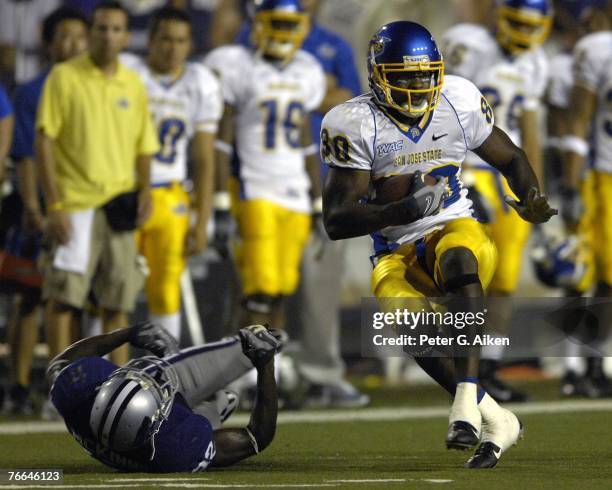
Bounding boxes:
[43,208,144,312]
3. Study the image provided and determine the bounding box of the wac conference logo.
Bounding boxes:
[377,140,404,156]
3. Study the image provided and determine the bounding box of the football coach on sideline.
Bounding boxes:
[36,1,159,366]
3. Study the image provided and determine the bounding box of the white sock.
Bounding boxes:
[478,392,504,422]
[450,382,481,430]
[150,313,181,341]
[563,339,584,374]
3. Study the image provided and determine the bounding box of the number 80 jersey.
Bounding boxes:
[205,45,326,213]
[121,53,223,185]
[321,75,494,249]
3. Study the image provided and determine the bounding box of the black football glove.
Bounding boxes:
[212,209,234,259]
[239,325,283,368]
[129,321,180,357]
[402,170,448,219]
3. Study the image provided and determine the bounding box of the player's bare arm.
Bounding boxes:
[473,126,557,223]
[211,103,235,254]
[135,153,153,226]
[36,129,71,244]
[45,323,179,385]
[519,108,544,184]
[302,114,321,200]
[186,130,215,256]
[561,84,597,227]
[323,166,447,240]
[212,327,279,467]
[0,111,13,184]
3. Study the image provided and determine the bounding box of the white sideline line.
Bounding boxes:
[2,399,612,435]
[326,479,406,483]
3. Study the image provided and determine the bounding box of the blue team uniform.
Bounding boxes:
[0,84,12,119]
[236,22,361,178]
[11,70,47,161]
[50,357,216,473]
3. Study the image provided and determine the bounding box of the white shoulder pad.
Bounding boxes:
[203,45,249,106]
[294,49,326,112]
[320,97,374,171]
[441,23,497,81]
[573,32,612,92]
[443,75,494,150]
[188,62,223,130]
[517,47,549,109]
[546,53,573,108]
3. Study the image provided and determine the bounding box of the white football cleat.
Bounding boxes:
[465,407,523,468]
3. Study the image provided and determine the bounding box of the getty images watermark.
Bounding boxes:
[370,307,507,349]
[360,297,612,358]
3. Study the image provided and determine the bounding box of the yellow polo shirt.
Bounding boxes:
[36,53,159,211]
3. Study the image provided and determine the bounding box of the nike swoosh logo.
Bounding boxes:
[432,133,448,141]
[424,196,433,214]
[493,448,502,459]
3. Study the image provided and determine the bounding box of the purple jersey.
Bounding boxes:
[50,357,216,472]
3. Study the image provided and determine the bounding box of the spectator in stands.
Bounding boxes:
[0,0,61,86]
[233,0,368,407]
[35,1,158,371]
[1,7,88,417]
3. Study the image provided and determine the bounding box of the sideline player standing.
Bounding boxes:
[561,9,612,395]
[205,0,325,331]
[442,0,552,402]
[321,21,556,468]
[122,7,222,341]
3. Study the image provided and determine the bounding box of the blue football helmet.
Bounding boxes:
[496,0,553,54]
[531,234,592,289]
[252,0,309,64]
[90,357,179,455]
[368,21,445,117]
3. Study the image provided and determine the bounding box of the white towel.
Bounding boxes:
[53,209,95,274]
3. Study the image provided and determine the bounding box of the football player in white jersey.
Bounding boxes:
[562,6,612,397]
[441,0,552,403]
[204,0,325,330]
[542,5,612,398]
[322,21,556,468]
[123,7,222,340]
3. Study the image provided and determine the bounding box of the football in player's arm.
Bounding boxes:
[46,323,279,472]
[323,127,555,241]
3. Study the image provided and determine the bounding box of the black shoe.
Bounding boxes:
[304,381,370,409]
[585,358,612,398]
[560,370,585,397]
[480,360,528,403]
[465,442,502,469]
[446,421,480,450]
[5,384,34,416]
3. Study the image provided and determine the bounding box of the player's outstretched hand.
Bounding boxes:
[129,321,180,357]
[239,325,283,368]
[505,187,558,224]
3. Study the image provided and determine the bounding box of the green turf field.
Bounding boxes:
[1,382,612,490]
